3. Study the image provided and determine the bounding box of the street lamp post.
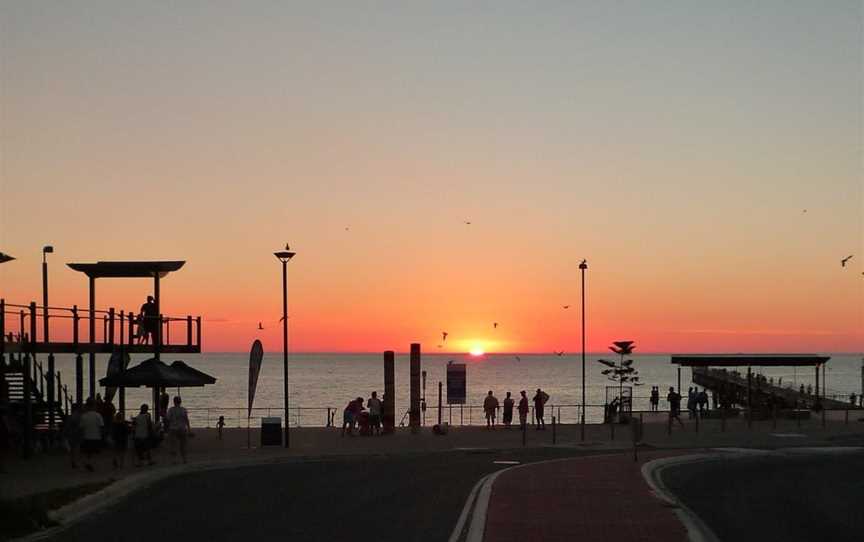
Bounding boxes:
[42,246,53,343]
[579,259,587,441]
[274,246,296,448]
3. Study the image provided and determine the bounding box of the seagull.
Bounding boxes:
[562,305,570,309]
[257,322,264,330]
[841,255,854,267]
[493,322,498,329]
[554,350,564,357]
[345,227,350,231]
[437,344,443,348]
[442,331,448,342]
[464,221,472,225]
[802,209,807,214]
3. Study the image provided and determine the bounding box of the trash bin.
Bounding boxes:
[261,417,282,446]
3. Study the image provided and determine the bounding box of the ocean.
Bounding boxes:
[43,353,863,428]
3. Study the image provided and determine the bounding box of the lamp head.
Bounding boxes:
[43,245,54,254]
[578,259,588,270]
[274,250,295,263]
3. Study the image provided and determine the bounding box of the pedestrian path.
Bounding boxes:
[482,451,690,542]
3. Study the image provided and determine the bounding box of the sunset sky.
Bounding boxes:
[1,2,861,353]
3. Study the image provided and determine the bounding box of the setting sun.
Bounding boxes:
[469,346,485,357]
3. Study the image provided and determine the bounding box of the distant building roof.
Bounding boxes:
[671,354,830,367]
[67,261,185,278]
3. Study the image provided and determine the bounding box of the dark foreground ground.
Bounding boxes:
[661,449,864,542]
[43,447,600,542]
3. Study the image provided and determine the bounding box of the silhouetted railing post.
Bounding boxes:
[0,299,5,363]
[187,316,193,346]
[383,350,395,434]
[72,305,79,345]
[108,308,115,344]
[128,312,135,344]
[438,381,443,426]
[196,316,202,347]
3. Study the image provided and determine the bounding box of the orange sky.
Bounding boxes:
[1,3,862,353]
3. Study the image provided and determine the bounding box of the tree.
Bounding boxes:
[597,340,641,420]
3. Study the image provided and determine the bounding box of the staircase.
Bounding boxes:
[2,353,71,445]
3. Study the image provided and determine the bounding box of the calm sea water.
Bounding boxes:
[45,353,863,427]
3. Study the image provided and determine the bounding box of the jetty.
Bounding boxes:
[671,354,857,414]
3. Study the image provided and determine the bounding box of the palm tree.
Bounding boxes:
[597,340,640,420]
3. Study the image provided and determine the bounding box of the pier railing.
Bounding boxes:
[1,299,202,354]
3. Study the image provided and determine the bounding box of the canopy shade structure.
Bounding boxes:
[671,354,830,367]
[0,252,14,264]
[67,261,185,278]
[100,358,216,388]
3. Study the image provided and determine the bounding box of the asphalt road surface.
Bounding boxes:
[45,447,597,542]
[660,449,864,542]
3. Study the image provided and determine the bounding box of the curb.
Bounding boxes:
[641,454,724,542]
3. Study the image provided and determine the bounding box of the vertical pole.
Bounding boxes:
[88,276,96,400]
[186,315,193,346]
[677,367,681,394]
[747,367,752,429]
[552,415,557,444]
[0,299,5,367]
[47,353,55,434]
[281,261,289,448]
[128,312,134,345]
[42,260,49,344]
[580,261,587,442]
[153,275,161,360]
[383,350,395,434]
[23,353,32,457]
[815,364,820,401]
[108,308,115,345]
[75,354,83,406]
[409,343,421,431]
[438,381,443,426]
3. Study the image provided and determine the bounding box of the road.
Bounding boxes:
[660,449,864,542]
[45,447,599,542]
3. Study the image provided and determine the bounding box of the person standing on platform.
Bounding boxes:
[166,396,191,464]
[502,392,515,429]
[140,295,158,345]
[367,391,382,436]
[533,389,549,430]
[484,391,499,429]
[518,391,529,430]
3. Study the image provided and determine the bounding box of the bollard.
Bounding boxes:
[522,418,526,447]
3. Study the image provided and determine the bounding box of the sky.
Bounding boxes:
[1,1,861,354]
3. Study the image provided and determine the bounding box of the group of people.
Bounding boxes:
[483,389,550,430]
[62,393,192,471]
[341,391,383,436]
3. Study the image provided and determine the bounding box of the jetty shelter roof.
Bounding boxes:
[671,354,830,367]
[67,260,185,278]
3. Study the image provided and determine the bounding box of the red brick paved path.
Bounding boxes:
[484,451,690,542]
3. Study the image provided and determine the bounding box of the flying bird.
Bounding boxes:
[442,331,448,342]
[257,322,264,330]
[841,255,854,267]
[437,344,443,348]
[345,227,350,231]
[493,322,498,329]
[464,220,472,225]
[562,305,570,309]
[554,351,564,357]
